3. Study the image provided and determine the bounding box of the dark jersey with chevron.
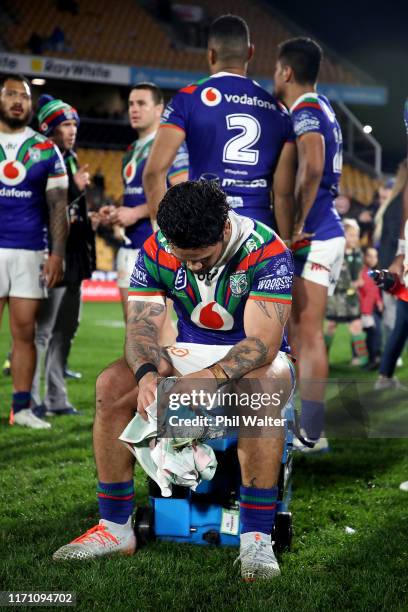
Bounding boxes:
[128,212,293,348]
[160,72,294,226]
[122,134,188,248]
[0,127,67,250]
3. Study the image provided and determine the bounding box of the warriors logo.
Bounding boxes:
[229,271,248,297]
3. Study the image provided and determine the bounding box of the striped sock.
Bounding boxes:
[352,334,368,365]
[97,480,134,525]
[240,485,278,535]
[12,391,31,415]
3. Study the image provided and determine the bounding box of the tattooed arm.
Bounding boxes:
[125,300,167,415]
[44,186,69,288]
[217,299,291,379]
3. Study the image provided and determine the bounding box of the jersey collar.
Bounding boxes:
[289,91,318,113]
[215,211,254,268]
[136,130,157,148]
[211,71,247,80]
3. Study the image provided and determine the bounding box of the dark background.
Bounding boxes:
[267,0,408,173]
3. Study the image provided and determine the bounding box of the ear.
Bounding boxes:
[155,103,164,119]
[247,43,255,63]
[283,64,293,83]
[207,47,217,67]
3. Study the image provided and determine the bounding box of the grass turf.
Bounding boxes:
[1,302,408,611]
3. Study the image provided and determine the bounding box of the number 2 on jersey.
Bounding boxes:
[223,114,261,166]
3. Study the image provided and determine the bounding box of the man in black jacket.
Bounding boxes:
[32,94,95,416]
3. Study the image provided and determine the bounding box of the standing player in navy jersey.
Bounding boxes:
[100,83,188,318]
[274,38,345,449]
[0,74,69,429]
[143,14,296,238]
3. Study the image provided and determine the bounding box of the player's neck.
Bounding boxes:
[0,121,27,135]
[284,85,316,110]
[136,124,157,140]
[211,64,247,77]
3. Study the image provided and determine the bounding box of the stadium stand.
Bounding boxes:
[340,164,381,206]
[77,147,122,201]
[2,0,367,85]
[76,145,380,208]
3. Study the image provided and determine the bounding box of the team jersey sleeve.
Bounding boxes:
[248,239,294,305]
[277,102,296,143]
[291,99,324,138]
[160,88,192,134]
[128,238,166,305]
[167,142,189,181]
[46,143,68,191]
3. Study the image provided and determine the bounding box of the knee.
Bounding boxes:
[11,321,35,344]
[95,360,135,418]
[96,367,120,408]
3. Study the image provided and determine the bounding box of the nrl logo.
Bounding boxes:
[175,267,187,291]
[229,271,248,296]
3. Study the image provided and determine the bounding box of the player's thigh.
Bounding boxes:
[292,275,328,328]
[241,353,294,408]
[117,247,139,290]
[9,297,41,340]
[9,249,47,300]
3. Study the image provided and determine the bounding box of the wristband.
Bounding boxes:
[397,239,406,256]
[207,363,230,386]
[135,363,158,384]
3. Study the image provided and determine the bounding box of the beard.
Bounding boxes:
[0,105,31,129]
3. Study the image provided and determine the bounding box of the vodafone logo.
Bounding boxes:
[201,87,222,107]
[191,301,234,331]
[0,160,27,186]
[123,160,136,185]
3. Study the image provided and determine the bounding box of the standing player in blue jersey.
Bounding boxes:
[0,74,69,429]
[274,38,345,449]
[143,15,296,238]
[100,83,188,318]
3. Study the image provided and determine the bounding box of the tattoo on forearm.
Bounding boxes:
[125,301,165,371]
[46,187,69,257]
[219,336,268,379]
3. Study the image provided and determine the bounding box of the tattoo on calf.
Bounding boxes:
[125,301,165,370]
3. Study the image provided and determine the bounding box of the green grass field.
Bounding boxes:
[1,302,408,612]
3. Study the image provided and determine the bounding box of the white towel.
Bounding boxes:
[119,396,217,497]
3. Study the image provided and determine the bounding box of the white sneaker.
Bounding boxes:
[53,517,136,561]
[234,531,280,581]
[10,408,51,429]
[374,377,407,391]
[292,429,330,453]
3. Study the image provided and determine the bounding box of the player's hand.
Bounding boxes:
[88,211,101,231]
[137,371,158,420]
[109,206,138,227]
[98,205,114,226]
[290,227,314,248]
[389,254,404,277]
[43,254,64,288]
[74,164,91,192]
[158,369,219,415]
